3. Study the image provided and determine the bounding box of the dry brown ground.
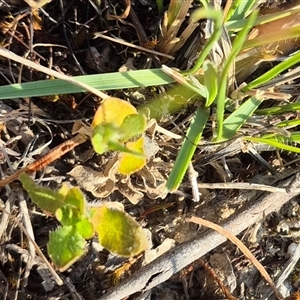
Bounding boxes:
[1,0,300,299]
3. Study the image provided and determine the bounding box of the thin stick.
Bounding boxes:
[0,134,87,188]
[0,206,63,286]
[0,47,109,99]
[189,216,283,300]
[93,33,174,60]
[197,182,290,193]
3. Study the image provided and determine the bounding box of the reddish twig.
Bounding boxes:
[0,134,87,188]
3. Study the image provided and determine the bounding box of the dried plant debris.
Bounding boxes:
[2,0,300,299]
[68,154,170,203]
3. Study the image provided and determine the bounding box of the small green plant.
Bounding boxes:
[91,97,147,174]
[2,2,300,198]
[17,98,149,270]
[20,173,147,272]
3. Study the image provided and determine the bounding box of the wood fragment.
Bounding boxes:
[98,173,300,300]
[0,134,87,188]
[198,258,237,300]
[190,216,283,300]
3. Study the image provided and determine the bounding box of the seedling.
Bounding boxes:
[20,173,147,271]
[91,97,147,175]
[16,98,149,270]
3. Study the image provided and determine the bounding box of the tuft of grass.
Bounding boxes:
[162,3,300,192]
[165,8,259,191]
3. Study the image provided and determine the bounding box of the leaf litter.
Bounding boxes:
[1,0,300,300]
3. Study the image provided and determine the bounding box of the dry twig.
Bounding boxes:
[0,47,109,99]
[99,172,300,300]
[0,134,87,188]
[189,216,283,300]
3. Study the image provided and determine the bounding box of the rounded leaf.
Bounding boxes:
[47,226,86,272]
[55,205,94,239]
[118,137,146,175]
[119,114,147,141]
[19,173,65,214]
[75,217,94,240]
[92,205,147,257]
[91,123,122,154]
[92,97,137,128]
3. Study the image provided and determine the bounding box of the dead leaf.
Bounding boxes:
[94,179,115,198]
[72,120,91,137]
[118,179,144,205]
[68,165,107,197]
[67,152,170,204]
[209,253,236,292]
[103,155,119,179]
[143,135,159,159]
[24,0,52,10]
[119,58,137,72]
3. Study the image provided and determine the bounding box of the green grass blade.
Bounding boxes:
[246,136,300,154]
[276,119,300,129]
[243,50,300,91]
[289,131,300,143]
[0,69,174,100]
[226,5,300,32]
[222,96,263,140]
[182,8,223,75]
[216,10,258,141]
[161,65,207,98]
[260,131,300,144]
[166,106,209,192]
[224,0,243,22]
[242,26,300,49]
[255,102,300,115]
[226,0,256,21]
[156,0,163,14]
[203,61,218,106]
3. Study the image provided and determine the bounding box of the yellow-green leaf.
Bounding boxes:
[119,114,147,141]
[118,137,146,175]
[47,226,86,272]
[92,97,137,128]
[64,186,86,214]
[19,173,65,214]
[91,205,147,257]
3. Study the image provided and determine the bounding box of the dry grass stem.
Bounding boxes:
[158,0,195,56]
[0,48,109,99]
[189,216,284,300]
[93,33,174,59]
[0,206,63,286]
